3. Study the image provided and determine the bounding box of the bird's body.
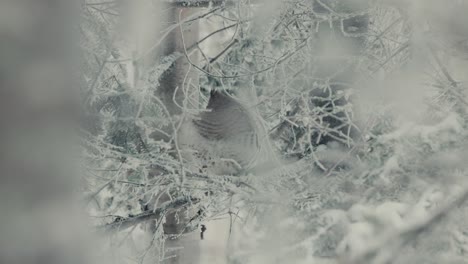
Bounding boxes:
[179,90,261,175]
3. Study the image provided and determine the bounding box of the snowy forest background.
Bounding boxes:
[2,0,468,264]
[80,0,468,263]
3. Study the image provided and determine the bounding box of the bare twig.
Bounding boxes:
[169,0,234,7]
[187,22,240,52]
[209,39,239,64]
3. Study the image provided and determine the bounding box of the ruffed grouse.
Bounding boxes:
[179,89,261,175]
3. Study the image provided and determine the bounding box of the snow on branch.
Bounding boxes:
[98,196,200,233]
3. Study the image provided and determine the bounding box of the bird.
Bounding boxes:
[178,89,262,175]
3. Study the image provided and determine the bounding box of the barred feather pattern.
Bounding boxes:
[187,90,261,174]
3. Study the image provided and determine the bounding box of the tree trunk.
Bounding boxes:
[151,4,201,264]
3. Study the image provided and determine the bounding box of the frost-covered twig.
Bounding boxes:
[98,196,200,233]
